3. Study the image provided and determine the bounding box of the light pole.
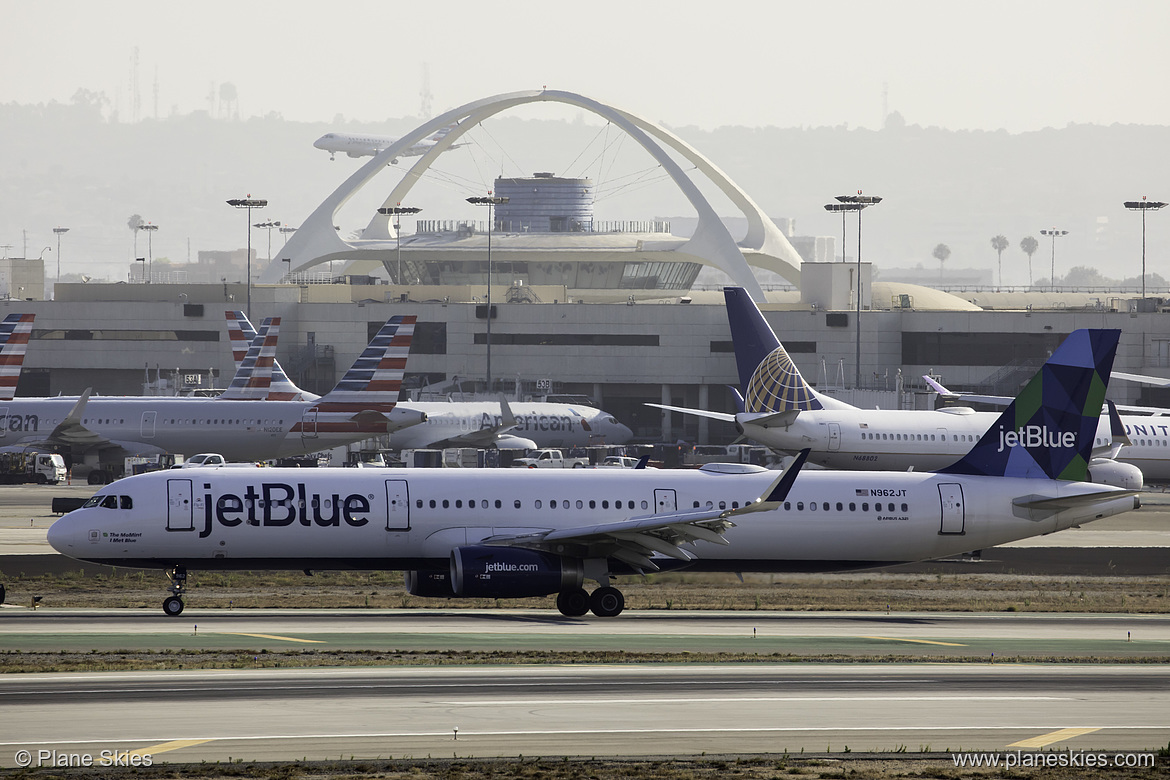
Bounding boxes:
[53,227,69,294]
[1039,228,1068,292]
[227,196,267,317]
[1124,198,1167,299]
[466,194,509,392]
[139,223,157,283]
[377,205,422,285]
[253,220,282,262]
[825,193,882,390]
[279,224,297,251]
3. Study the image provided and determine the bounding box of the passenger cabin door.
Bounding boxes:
[937,483,965,534]
[166,478,194,531]
[653,488,677,514]
[827,423,841,452]
[301,409,318,440]
[385,479,410,531]
[141,411,157,439]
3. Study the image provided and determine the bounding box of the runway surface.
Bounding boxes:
[1,664,1167,764]
[2,609,1169,659]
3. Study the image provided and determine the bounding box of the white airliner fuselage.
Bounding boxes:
[313,127,461,162]
[49,465,1136,573]
[391,401,632,450]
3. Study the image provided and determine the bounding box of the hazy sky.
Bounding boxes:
[6,0,1170,131]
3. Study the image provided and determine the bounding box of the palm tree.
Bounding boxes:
[1020,236,1039,287]
[990,235,1009,288]
[933,243,951,281]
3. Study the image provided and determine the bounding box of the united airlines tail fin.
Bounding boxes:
[0,313,33,402]
[724,286,853,413]
[940,329,1120,480]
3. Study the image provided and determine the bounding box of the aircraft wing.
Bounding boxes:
[11,389,132,459]
[422,395,532,448]
[481,450,809,571]
[645,402,736,423]
[1112,371,1170,388]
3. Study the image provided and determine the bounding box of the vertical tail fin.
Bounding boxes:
[940,329,1120,480]
[225,310,315,401]
[218,318,279,400]
[724,286,845,413]
[0,313,33,402]
[313,315,415,413]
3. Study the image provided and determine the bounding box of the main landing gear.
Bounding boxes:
[556,586,625,618]
[162,565,187,616]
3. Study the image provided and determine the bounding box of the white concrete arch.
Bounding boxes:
[263,90,804,299]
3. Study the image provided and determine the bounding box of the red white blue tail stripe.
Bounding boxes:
[0,313,34,401]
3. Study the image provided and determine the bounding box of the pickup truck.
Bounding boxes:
[512,449,590,468]
[594,455,643,469]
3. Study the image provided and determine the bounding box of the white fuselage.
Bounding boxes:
[0,396,421,465]
[742,406,1159,475]
[48,466,1137,573]
[390,402,632,450]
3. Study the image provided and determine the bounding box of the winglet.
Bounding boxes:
[939,329,1119,481]
[634,455,650,469]
[1106,400,1131,447]
[734,449,809,516]
[498,393,518,431]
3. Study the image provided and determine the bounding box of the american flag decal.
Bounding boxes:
[0,313,33,401]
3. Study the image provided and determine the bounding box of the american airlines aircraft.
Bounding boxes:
[229,311,631,449]
[48,329,1139,617]
[651,288,1145,488]
[313,124,463,163]
[0,316,426,483]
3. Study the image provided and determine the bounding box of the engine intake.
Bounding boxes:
[450,546,583,598]
[1086,458,1144,490]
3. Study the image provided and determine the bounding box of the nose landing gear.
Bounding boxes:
[163,565,187,616]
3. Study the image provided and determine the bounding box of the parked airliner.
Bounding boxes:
[228,311,631,449]
[651,288,1144,488]
[48,329,1138,617]
[0,316,426,482]
[313,124,463,163]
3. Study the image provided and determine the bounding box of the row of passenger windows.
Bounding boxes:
[416,498,654,510]
[861,432,977,443]
[784,500,908,513]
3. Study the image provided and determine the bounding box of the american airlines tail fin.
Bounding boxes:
[218,318,279,400]
[724,286,853,413]
[0,313,33,402]
[312,315,415,414]
[225,310,317,401]
[940,329,1119,480]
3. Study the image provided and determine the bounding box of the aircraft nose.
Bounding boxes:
[46,516,77,555]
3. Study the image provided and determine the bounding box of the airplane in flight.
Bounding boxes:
[0,316,426,483]
[650,287,1145,488]
[313,124,464,163]
[48,328,1139,617]
[228,311,632,450]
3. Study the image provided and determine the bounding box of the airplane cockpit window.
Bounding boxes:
[82,495,104,508]
[100,495,118,509]
[121,496,133,509]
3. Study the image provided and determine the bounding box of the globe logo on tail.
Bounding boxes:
[744,346,824,413]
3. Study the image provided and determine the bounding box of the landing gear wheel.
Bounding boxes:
[589,586,625,618]
[163,565,188,616]
[556,588,590,617]
[162,596,184,616]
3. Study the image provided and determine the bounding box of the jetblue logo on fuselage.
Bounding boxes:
[996,425,1076,453]
[197,482,371,538]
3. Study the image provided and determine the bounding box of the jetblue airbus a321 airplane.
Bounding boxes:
[48,329,1139,618]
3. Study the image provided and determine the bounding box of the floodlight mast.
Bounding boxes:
[824,193,882,390]
[466,195,509,391]
[1124,198,1168,299]
[377,205,423,286]
[227,197,267,317]
[1039,228,1069,293]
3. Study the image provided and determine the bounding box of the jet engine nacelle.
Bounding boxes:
[404,570,452,597]
[450,546,583,599]
[1086,458,1144,490]
[495,434,538,450]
